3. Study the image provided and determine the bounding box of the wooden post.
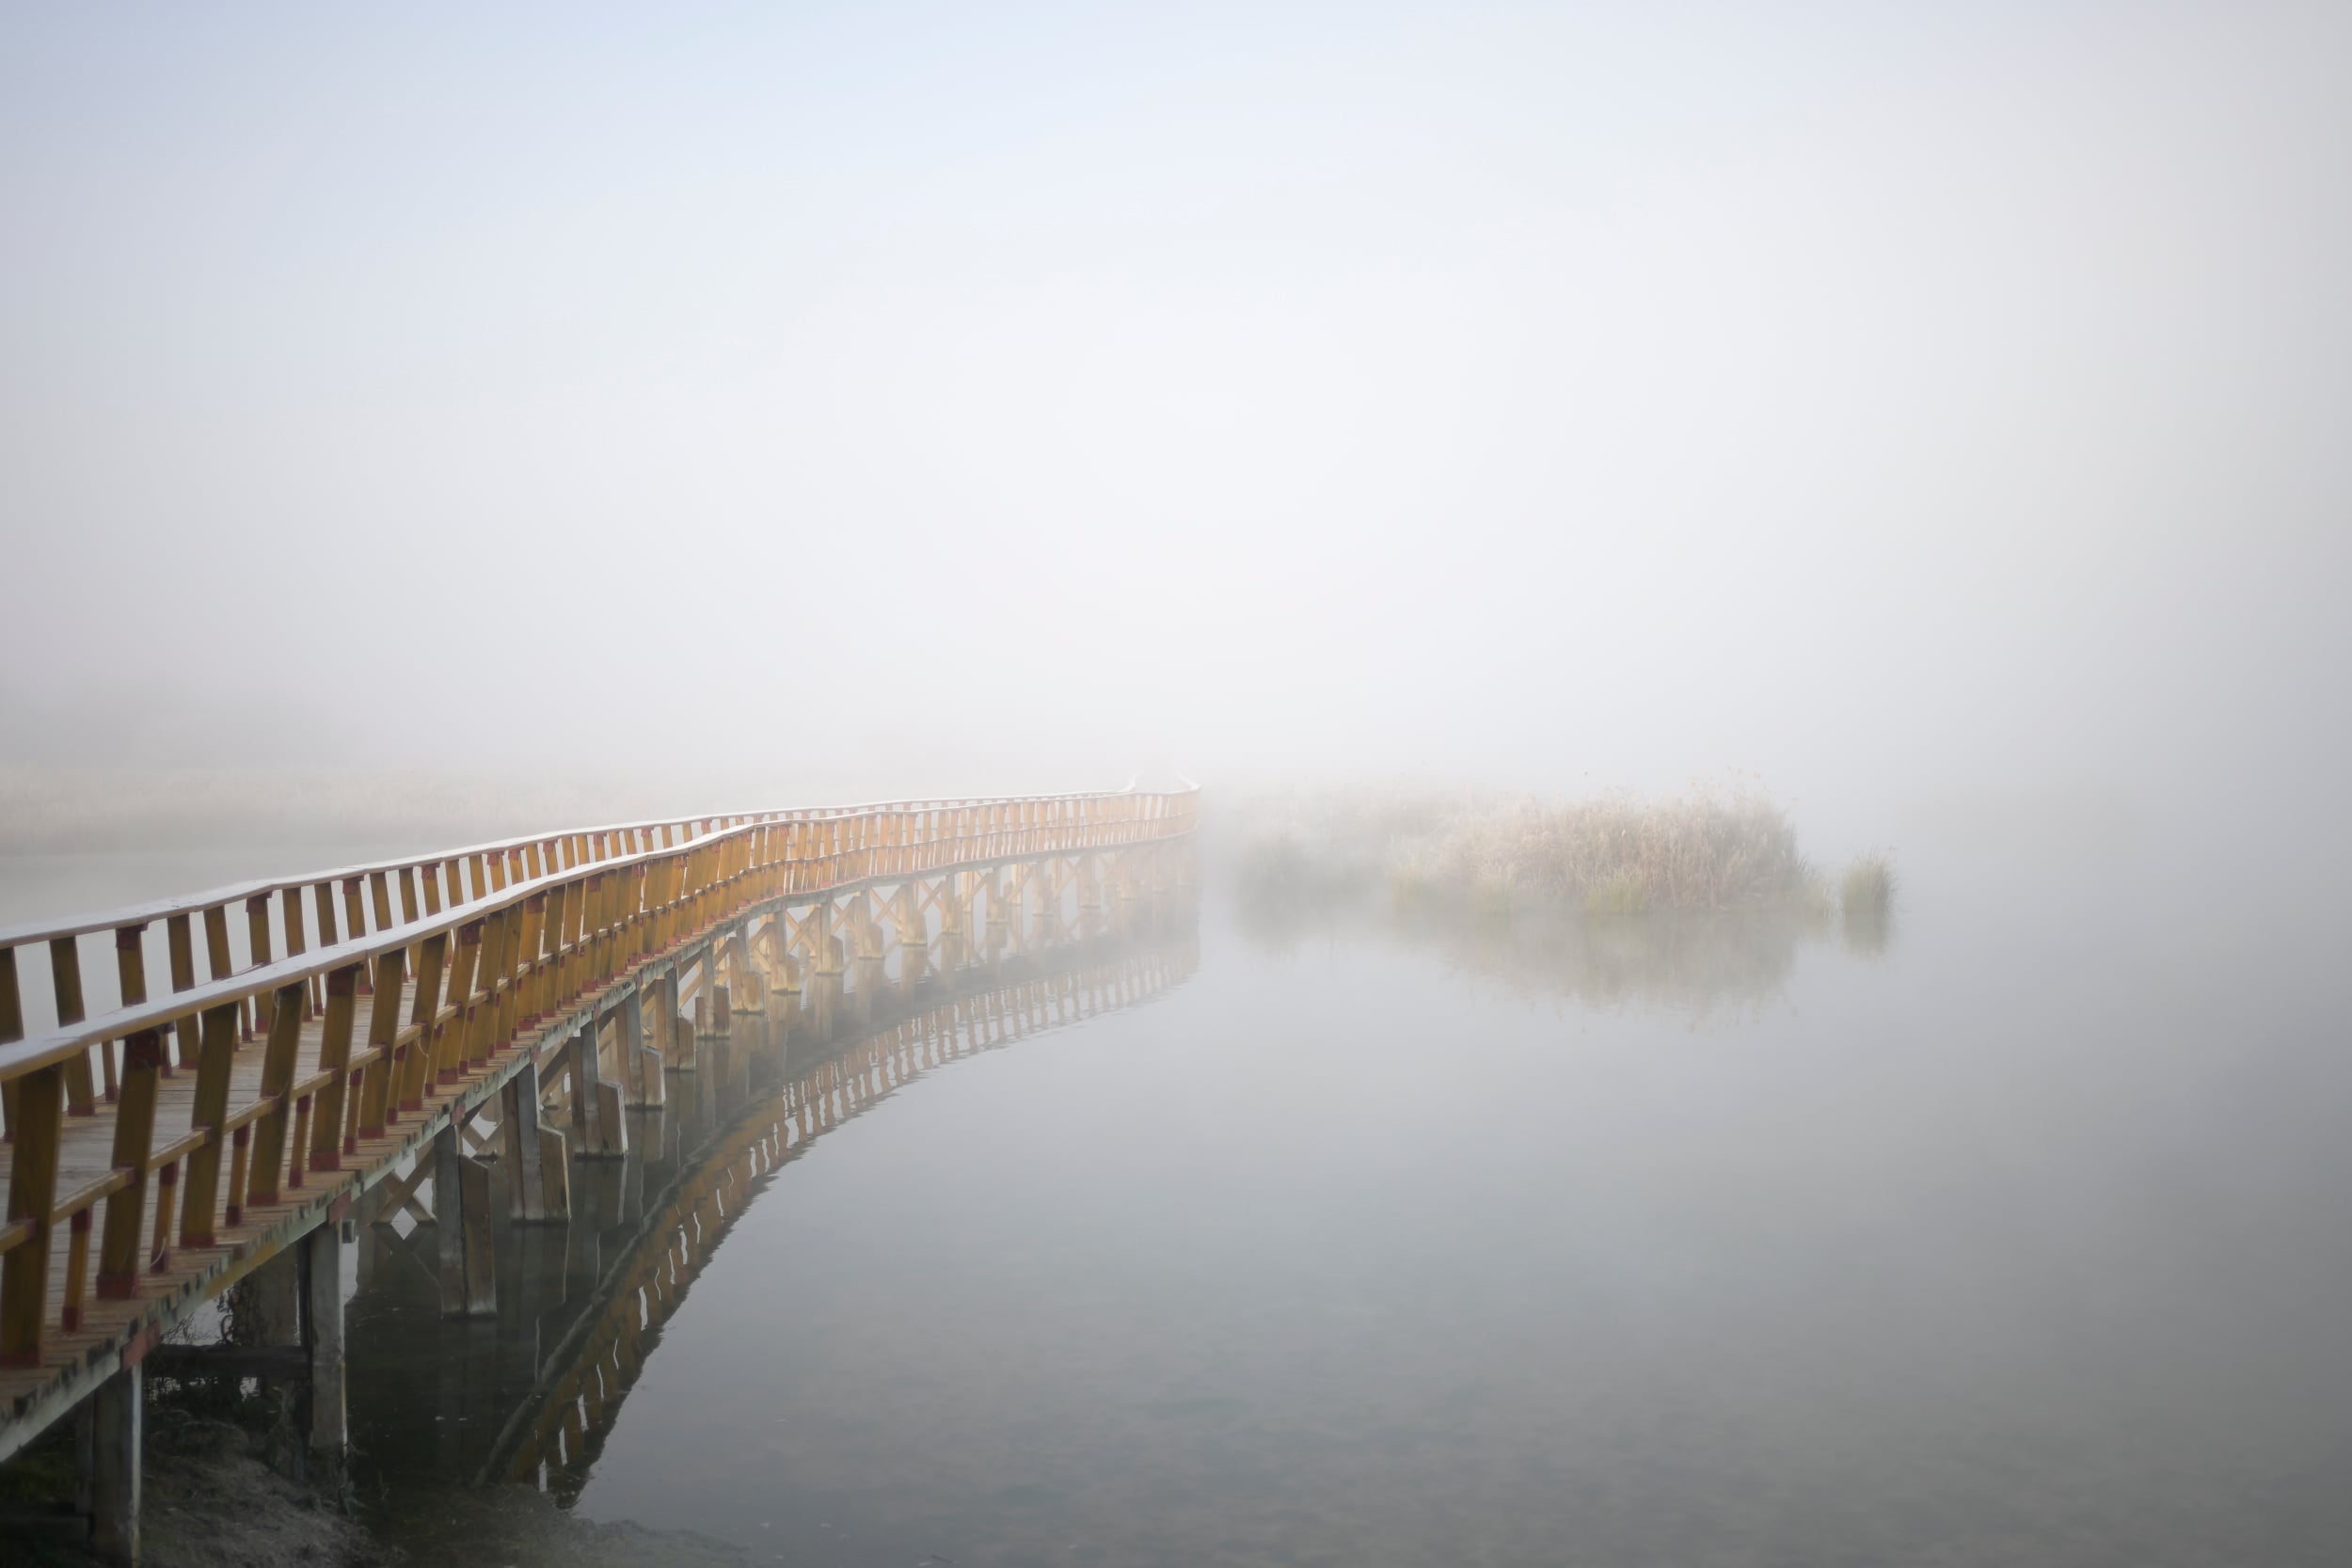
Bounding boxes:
[356,950,404,1142]
[310,965,359,1171]
[244,982,309,1208]
[51,937,96,1114]
[0,1063,63,1365]
[179,1004,240,1248]
[164,914,198,1071]
[95,1028,164,1297]
[396,933,442,1107]
[0,947,18,1140]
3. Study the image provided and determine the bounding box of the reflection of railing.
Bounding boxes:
[481,928,1200,1494]
[0,787,1196,1443]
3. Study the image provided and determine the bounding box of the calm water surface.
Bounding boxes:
[40,829,2344,1567]
[348,832,2352,1568]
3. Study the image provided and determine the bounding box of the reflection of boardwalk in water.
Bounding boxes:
[340,882,1198,1505]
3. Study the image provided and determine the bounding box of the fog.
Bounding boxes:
[11,15,2352,1559]
[5,2,2350,874]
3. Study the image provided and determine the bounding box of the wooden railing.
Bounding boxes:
[0,786,1197,1374]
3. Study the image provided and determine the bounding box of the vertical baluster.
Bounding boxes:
[165,912,198,1070]
[149,1158,179,1275]
[398,866,423,978]
[246,894,273,968]
[356,949,405,1141]
[0,947,20,1140]
[288,1094,312,1191]
[399,933,447,1113]
[179,1003,240,1247]
[60,1207,91,1332]
[437,923,483,1084]
[201,905,232,987]
[243,980,308,1208]
[224,1125,250,1227]
[95,1027,165,1297]
[113,924,149,1085]
[516,894,548,1023]
[313,880,340,949]
[281,887,307,959]
[244,895,273,1040]
[462,911,507,1072]
[310,964,359,1171]
[50,937,96,1114]
[0,1062,64,1365]
[282,886,317,1015]
[541,883,570,1013]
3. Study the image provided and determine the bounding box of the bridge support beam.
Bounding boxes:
[620,990,660,1107]
[567,1025,625,1160]
[648,970,680,1091]
[500,1057,568,1224]
[434,1123,495,1319]
[84,1361,139,1563]
[303,1221,345,1472]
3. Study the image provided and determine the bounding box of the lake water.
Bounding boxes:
[20,824,2352,1566]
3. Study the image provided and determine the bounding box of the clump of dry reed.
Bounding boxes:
[1840,851,1897,919]
[1839,851,1897,952]
[1227,784,1820,916]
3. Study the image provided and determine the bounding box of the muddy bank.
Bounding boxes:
[0,1404,756,1568]
[0,1405,375,1568]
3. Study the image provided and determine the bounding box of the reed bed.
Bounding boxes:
[1227,785,1823,916]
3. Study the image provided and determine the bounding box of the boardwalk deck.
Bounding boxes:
[0,787,1198,1461]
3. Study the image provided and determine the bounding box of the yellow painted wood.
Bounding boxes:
[95,1029,163,1296]
[177,1004,240,1248]
[241,981,308,1207]
[309,965,358,1171]
[0,1064,63,1365]
[49,938,96,1116]
[0,789,1196,1421]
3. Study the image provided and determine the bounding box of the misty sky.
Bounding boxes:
[4,3,2347,838]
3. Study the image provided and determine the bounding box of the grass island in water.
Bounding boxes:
[1225,785,1894,927]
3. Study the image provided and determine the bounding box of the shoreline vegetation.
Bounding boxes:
[1221,788,1898,998]
[1226,786,1893,921]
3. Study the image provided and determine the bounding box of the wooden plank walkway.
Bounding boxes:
[0,788,1199,1457]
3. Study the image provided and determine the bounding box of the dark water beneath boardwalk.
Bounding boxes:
[333,833,2352,1565]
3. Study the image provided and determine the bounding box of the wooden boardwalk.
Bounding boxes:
[0,787,1198,1468]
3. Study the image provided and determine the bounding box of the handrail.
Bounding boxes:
[1,786,1190,1079]
[0,785,1147,951]
[0,785,1198,1384]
